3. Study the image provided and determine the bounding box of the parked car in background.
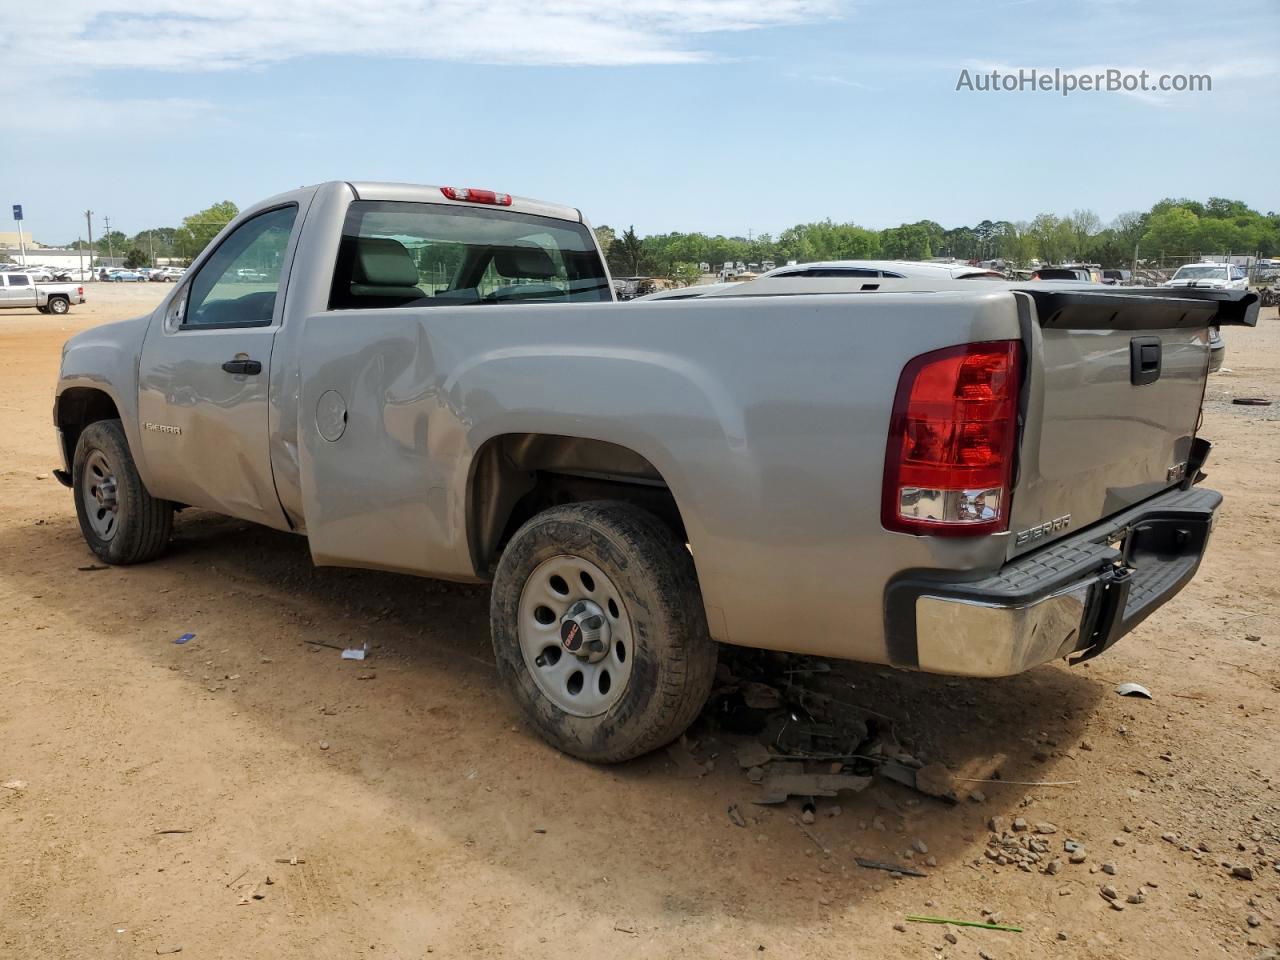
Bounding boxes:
[1032,267,1096,282]
[630,281,742,301]
[1163,263,1248,291]
[0,272,85,314]
[150,267,185,282]
[108,270,146,282]
[1101,269,1132,285]
[758,260,1005,282]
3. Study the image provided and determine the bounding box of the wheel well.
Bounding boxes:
[56,388,120,466]
[469,433,686,576]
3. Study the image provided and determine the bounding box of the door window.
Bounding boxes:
[184,205,298,327]
[9,274,30,286]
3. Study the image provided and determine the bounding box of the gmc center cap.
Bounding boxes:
[559,599,608,659]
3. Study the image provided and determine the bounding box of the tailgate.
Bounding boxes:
[1005,287,1257,559]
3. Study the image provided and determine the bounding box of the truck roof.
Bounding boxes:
[344,181,584,224]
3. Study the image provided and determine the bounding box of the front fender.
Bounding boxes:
[57,314,152,479]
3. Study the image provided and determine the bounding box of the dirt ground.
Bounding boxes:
[1,284,1277,960]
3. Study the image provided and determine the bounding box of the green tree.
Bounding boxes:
[608,226,646,276]
[123,248,148,269]
[1066,209,1101,259]
[1140,207,1200,258]
[880,224,932,260]
[173,200,239,264]
[592,224,616,261]
[94,231,127,257]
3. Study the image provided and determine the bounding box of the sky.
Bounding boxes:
[4,0,1277,245]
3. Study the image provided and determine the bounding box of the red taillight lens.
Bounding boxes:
[882,340,1022,536]
[440,186,512,206]
[77,287,84,295]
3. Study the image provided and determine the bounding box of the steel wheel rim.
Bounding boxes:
[81,449,120,541]
[518,554,634,718]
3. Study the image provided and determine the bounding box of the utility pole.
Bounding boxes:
[148,230,155,266]
[77,237,84,277]
[85,210,95,278]
[104,215,114,266]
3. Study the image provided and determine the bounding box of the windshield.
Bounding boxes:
[1173,265,1228,281]
[330,200,610,310]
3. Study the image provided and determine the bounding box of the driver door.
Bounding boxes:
[137,204,301,528]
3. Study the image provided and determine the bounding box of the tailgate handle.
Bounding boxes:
[1130,336,1162,385]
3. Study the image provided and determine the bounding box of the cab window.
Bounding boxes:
[183,205,298,327]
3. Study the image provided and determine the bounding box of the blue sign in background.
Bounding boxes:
[12,204,22,221]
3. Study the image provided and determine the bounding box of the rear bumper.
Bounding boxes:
[884,485,1221,677]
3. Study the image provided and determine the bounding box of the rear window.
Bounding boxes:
[330,200,610,310]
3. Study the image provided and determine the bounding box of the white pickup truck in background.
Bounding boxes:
[0,272,86,314]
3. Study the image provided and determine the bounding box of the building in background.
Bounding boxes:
[0,229,37,251]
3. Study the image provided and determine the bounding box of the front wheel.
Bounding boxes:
[491,501,718,763]
[73,419,173,564]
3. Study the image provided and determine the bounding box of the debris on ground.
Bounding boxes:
[727,804,746,828]
[1115,682,1153,699]
[155,947,183,956]
[174,633,194,645]
[855,858,927,878]
[711,649,982,814]
[666,738,709,779]
[905,914,1022,933]
[77,564,107,571]
[755,771,872,805]
[341,643,369,661]
[2,780,28,791]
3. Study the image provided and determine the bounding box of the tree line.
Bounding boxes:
[67,201,240,268]
[596,197,1280,280]
[63,195,1278,278]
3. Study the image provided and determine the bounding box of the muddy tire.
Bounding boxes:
[491,501,717,763]
[73,419,173,564]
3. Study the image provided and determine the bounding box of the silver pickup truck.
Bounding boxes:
[1,272,86,314]
[52,181,1258,762]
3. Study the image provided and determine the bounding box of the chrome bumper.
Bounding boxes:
[885,485,1221,677]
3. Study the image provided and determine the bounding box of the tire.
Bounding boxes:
[47,297,69,315]
[72,419,173,564]
[491,501,718,763]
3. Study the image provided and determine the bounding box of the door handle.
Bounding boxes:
[1129,336,1161,386]
[221,359,262,375]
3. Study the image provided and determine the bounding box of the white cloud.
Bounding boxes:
[12,1,843,72]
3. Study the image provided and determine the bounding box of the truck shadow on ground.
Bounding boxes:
[6,508,1110,929]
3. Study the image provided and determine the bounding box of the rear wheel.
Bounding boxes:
[491,501,717,763]
[47,296,70,315]
[73,419,173,564]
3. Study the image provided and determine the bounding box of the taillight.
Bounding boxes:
[77,287,84,295]
[440,186,512,206]
[882,340,1022,536]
